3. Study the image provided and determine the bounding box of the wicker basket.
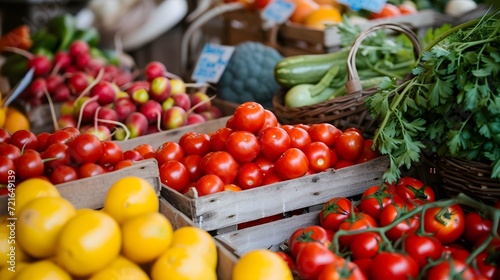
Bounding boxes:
[272,23,423,137]
[436,157,500,204]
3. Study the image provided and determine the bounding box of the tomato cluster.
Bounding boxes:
[0,127,154,191]
[280,177,500,280]
[155,101,380,197]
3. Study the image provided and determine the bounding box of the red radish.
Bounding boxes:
[190,91,212,113]
[149,76,171,102]
[125,112,148,138]
[52,84,71,102]
[161,97,175,111]
[144,61,167,82]
[161,106,187,130]
[114,97,137,121]
[59,100,75,116]
[74,52,91,70]
[139,100,163,124]
[172,93,191,112]
[186,113,206,125]
[130,87,149,104]
[69,40,90,58]
[82,125,112,141]
[28,55,52,76]
[96,107,119,130]
[125,81,150,95]
[73,97,99,124]
[45,75,64,94]
[53,51,72,72]
[90,81,116,105]
[57,115,77,129]
[29,78,47,99]
[68,71,91,95]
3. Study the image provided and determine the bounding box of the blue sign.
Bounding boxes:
[337,0,386,12]
[261,0,296,24]
[191,43,235,83]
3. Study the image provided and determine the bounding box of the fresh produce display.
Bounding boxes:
[366,15,500,183]
[279,176,500,280]
[153,101,380,196]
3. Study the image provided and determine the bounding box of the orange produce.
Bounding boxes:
[289,0,320,24]
[303,5,342,29]
[313,0,344,11]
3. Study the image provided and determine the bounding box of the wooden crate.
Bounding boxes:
[0,158,160,216]
[215,209,320,257]
[161,155,389,233]
[159,198,238,280]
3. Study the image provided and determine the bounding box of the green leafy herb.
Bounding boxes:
[366,14,500,183]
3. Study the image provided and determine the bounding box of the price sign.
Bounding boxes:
[261,0,296,24]
[191,43,235,84]
[337,0,386,12]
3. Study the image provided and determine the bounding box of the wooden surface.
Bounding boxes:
[0,158,160,215]
[161,155,390,231]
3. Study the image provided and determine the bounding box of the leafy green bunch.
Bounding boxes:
[367,15,500,183]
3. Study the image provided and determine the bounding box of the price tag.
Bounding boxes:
[191,43,235,84]
[337,0,386,12]
[261,0,296,24]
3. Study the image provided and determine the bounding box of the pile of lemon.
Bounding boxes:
[0,94,30,133]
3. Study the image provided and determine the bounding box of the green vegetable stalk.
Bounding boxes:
[366,14,500,183]
[46,13,77,51]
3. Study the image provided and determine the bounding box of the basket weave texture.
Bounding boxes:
[437,157,500,204]
[272,23,422,137]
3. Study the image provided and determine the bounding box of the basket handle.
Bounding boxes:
[345,23,422,94]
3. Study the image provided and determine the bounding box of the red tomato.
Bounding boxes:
[224,183,242,192]
[462,212,492,244]
[98,141,123,167]
[474,252,497,279]
[36,132,51,151]
[424,258,478,280]
[369,252,418,280]
[201,151,239,184]
[209,127,233,151]
[319,197,358,232]
[303,141,332,173]
[402,233,443,268]
[259,126,291,161]
[294,124,310,131]
[159,160,190,193]
[350,232,382,260]
[46,130,73,146]
[379,201,419,241]
[179,132,211,156]
[275,251,296,272]
[287,127,312,150]
[308,123,341,147]
[329,148,339,167]
[257,109,279,134]
[443,245,470,262]
[42,143,71,171]
[398,3,418,15]
[14,149,44,180]
[61,127,81,140]
[123,150,143,162]
[50,165,78,184]
[317,258,367,280]
[424,204,465,244]
[0,156,15,184]
[180,154,204,182]
[0,143,21,160]
[231,101,265,133]
[334,131,364,162]
[262,170,281,185]
[195,174,225,196]
[78,162,106,178]
[236,162,263,190]
[0,129,11,143]
[10,130,38,151]
[369,3,401,19]
[396,176,435,203]
[352,258,372,279]
[290,225,333,258]
[114,159,134,170]
[225,131,260,163]
[68,133,103,164]
[295,242,338,280]
[333,159,354,169]
[253,156,275,176]
[338,212,378,248]
[155,141,185,166]
[358,184,402,222]
[274,148,309,180]
[133,143,155,159]
[355,139,381,164]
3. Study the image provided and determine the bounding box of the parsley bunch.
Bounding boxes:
[367,14,500,183]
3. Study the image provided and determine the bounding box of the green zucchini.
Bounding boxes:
[274,48,349,88]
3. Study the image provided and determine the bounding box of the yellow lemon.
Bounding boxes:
[88,255,149,280]
[14,178,60,215]
[0,107,6,128]
[56,209,121,278]
[121,212,173,264]
[17,196,75,259]
[3,108,29,134]
[151,246,216,280]
[233,249,293,280]
[0,215,31,265]
[169,226,217,270]
[303,5,342,30]
[0,261,29,280]
[103,176,158,224]
[12,260,71,280]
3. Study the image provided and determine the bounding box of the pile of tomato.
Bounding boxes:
[277,176,500,280]
[152,101,380,196]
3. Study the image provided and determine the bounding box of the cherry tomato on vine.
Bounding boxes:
[225,131,260,163]
[275,251,296,272]
[317,258,367,280]
[338,212,378,248]
[396,176,435,204]
[379,201,419,241]
[356,139,381,164]
[474,252,497,279]
[295,241,338,280]
[289,225,333,258]
[350,232,382,260]
[359,184,403,222]
[319,197,358,232]
[334,131,364,162]
[402,233,443,268]
[424,258,477,280]
[462,211,492,244]
[259,126,291,161]
[231,101,265,133]
[423,204,465,244]
[274,148,309,180]
[369,252,418,280]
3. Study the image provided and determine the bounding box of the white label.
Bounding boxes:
[337,0,387,12]
[261,0,296,24]
[191,43,235,84]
